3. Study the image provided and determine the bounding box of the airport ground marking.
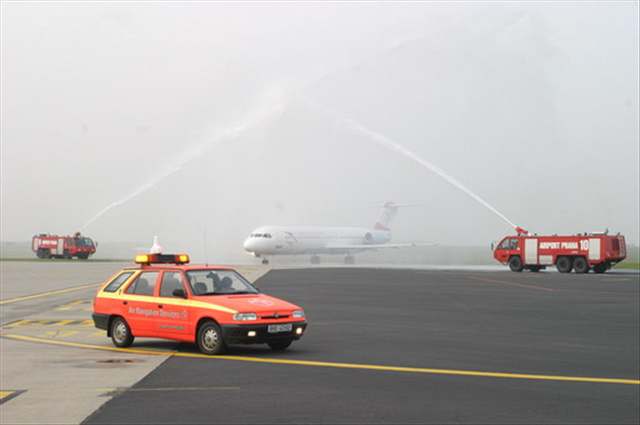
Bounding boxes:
[0,283,100,305]
[3,334,639,386]
[0,390,26,405]
[466,276,554,292]
[3,319,94,328]
[101,386,240,393]
[55,299,90,311]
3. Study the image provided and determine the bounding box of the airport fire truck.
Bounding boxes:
[493,228,626,273]
[32,232,97,259]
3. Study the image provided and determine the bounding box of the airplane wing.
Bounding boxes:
[326,242,437,250]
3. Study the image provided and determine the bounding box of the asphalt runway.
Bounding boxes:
[81,268,639,424]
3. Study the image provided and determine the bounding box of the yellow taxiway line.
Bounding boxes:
[0,389,25,405]
[3,333,639,386]
[0,283,100,305]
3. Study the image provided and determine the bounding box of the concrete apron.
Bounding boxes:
[0,263,270,424]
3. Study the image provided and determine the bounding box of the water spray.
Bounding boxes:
[81,92,286,230]
[341,116,520,231]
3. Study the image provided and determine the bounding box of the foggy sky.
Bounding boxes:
[1,2,638,262]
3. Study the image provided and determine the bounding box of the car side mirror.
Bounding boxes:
[172,288,187,298]
[490,242,495,251]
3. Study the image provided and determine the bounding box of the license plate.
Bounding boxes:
[267,324,292,333]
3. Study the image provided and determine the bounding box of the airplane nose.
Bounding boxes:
[243,238,254,252]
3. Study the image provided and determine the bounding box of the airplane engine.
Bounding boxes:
[363,232,388,244]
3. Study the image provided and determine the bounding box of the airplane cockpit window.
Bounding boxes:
[264,233,272,238]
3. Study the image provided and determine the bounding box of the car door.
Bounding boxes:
[155,271,191,338]
[123,271,160,336]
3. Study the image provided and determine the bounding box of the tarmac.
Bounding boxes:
[1,262,638,423]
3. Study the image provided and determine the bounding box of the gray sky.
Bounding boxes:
[1,2,638,261]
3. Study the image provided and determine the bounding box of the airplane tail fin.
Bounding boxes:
[374,202,399,231]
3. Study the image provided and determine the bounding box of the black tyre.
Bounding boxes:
[268,339,293,351]
[556,256,573,273]
[37,248,50,259]
[573,256,589,274]
[593,263,608,274]
[508,256,524,272]
[110,317,134,348]
[197,321,226,355]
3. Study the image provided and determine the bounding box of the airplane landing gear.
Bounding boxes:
[310,255,321,265]
[262,258,269,265]
[344,255,355,265]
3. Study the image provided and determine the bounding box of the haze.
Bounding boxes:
[1,2,638,262]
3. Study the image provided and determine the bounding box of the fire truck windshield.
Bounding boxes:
[76,238,94,247]
[498,238,519,250]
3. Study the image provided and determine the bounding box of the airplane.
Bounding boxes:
[243,202,434,265]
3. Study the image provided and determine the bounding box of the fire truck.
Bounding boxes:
[32,232,97,259]
[493,228,626,273]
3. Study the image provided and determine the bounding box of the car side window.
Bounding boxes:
[103,272,133,293]
[160,271,186,297]
[509,238,519,250]
[126,271,159,296]
[499,239,510,249]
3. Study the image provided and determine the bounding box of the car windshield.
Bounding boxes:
[186,270,259,295]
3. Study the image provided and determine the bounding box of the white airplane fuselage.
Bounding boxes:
[243,225,391,256]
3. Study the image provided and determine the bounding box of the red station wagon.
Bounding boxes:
[92,253,307,354]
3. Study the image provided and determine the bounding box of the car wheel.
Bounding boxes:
[508,256,524,272]
[111,317,134,348]
[197,321,226,355]
[268,339,293,351]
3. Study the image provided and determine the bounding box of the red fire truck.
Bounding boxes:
[493,228,626,273]
[32,232,97,259]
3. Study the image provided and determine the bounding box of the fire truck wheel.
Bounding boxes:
[556,256,573,273]
[593,263,608,274]
[573,257,589,274]
[508,256,524,272]
[197,321,226,355]
[36,249,50,259]
[110,317,134,348]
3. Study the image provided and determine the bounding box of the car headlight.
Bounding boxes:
[233,312,257,321]
[292,310,305,318]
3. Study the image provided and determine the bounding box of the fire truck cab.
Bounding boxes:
[493,231,626,274]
